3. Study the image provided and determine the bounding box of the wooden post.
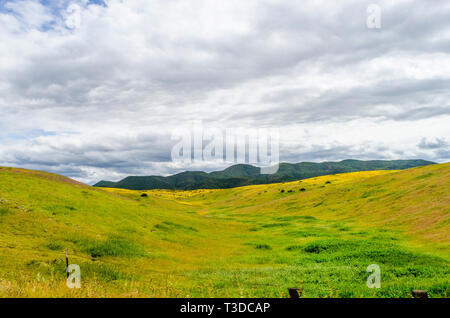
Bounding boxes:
[412,290,428,298]
[65,250,69,278]
[288,288,302,298]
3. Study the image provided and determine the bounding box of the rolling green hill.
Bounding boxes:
[0,163,448,297]
[94,159,435,190]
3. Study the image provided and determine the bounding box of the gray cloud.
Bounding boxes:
[418,138,448,150]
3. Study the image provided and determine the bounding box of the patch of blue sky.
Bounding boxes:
[0,0,14,13]
[39,0,107,9]
[0,129,58,141]
[0,0,107,31]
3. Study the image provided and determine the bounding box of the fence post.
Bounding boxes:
[288,288,302,298]
[65,250,69,278]
[412,290,428,298]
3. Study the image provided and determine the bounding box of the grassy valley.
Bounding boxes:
[0,164,448,297]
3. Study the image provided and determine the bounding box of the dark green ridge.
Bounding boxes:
[93,159,435,190]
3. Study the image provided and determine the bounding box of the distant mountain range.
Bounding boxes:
[93,159,435,190]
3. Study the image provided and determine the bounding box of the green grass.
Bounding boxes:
[0,165,448,297]
[0,207,11,216]
[69,235,145,258]
[46,241,64,251]
[254,244,272,250]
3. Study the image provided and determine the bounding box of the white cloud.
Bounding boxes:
[4,0,53,29]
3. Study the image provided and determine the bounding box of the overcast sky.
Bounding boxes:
[0,0,449,184]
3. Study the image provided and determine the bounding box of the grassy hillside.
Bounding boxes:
[94,159,435,190]
[0,164,448,297]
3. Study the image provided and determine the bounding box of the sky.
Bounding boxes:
[0,0,449,184]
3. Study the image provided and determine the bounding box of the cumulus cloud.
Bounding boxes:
[0,0,449,184]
